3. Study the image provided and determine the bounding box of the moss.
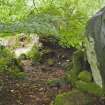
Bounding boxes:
[27,45,41,62]
[53,89,93,105]
[65,62,73,71]
[9,70,26,79]
[65,70,78,85]
[75,80,104,96]
[18,53,27,60]
[47,58,55,66]
[72,50,84,73]
[0,46,15,72]
[64,50,85,85]
[78,71,92,82]
[0,45,25,79]
[47,78,65,87]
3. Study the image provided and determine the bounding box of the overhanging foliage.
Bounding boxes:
[0,0,104,48]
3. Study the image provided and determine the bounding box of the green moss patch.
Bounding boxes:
[27,45,41,62]
[0,45,25,79]
[53,89,93,105]
[75,80,104,96]
[78,71,92,82]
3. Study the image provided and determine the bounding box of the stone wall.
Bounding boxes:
[85,7,105,88]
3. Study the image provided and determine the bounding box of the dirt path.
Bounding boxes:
[0,36,75,105]
[0,45,74,105]
[0,61,71,105]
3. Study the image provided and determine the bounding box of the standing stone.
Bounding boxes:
[85,7,105,88]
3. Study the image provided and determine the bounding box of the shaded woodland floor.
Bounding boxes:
[0,40,74,105]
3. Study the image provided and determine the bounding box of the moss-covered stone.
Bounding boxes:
[78,71,92,82]
[75,80,104,96]
[47,58,55,66]
[53,89,93,105]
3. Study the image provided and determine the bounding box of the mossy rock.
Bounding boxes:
[47,58,55,66]
[53,89,94,105]
[75,80,104,96]
[78,71,92,82]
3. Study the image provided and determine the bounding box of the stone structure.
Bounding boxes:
[86,7,105,88]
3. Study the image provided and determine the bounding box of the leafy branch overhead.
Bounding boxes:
[0,0,104,48]
[0,14,61,35]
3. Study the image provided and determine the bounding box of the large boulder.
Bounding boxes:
[85,7,105,88]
